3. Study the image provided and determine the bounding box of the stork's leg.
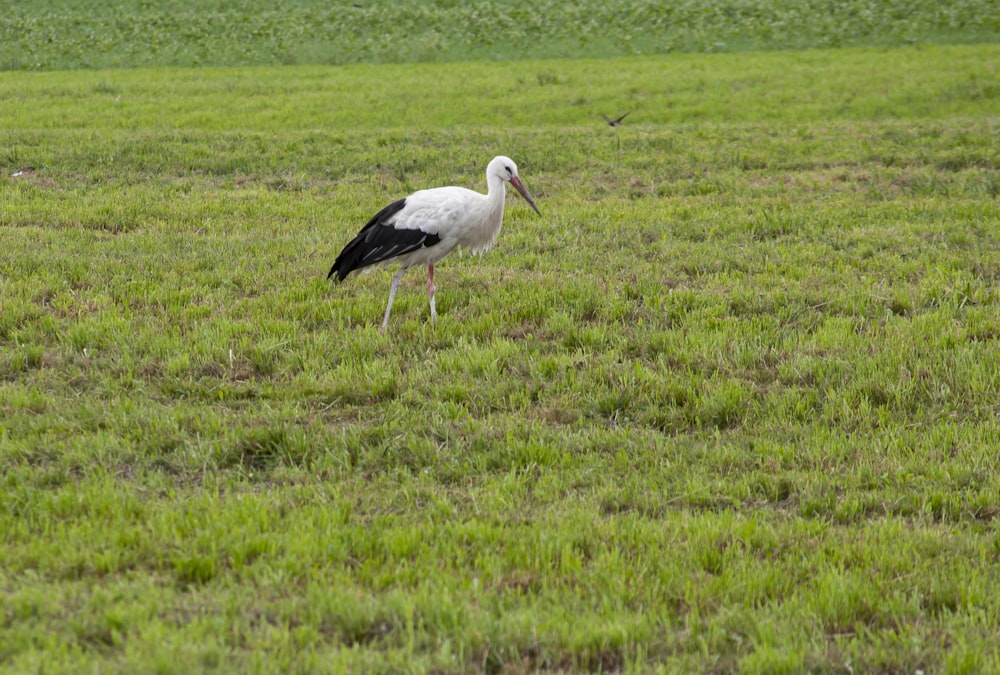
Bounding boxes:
[381,267,408,332]
[427,264,436,326]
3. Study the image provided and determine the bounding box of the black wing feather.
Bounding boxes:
[327,198,442,281]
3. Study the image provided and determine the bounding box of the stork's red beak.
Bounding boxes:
[510,176,542,216]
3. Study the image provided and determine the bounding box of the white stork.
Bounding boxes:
[328,155,541,331]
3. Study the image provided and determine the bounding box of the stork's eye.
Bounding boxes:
[505,165,513,175]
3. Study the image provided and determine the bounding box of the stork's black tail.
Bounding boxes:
[328,198,441,281]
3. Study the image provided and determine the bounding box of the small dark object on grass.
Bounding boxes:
[600,112,630,126]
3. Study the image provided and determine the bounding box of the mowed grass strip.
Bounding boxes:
[4,0,999,71]
[2,45,1000,672]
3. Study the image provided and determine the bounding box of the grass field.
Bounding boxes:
[3,35,1000,675]
[4,0,1000,70]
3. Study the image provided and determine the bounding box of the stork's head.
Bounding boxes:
[489,155,541,216]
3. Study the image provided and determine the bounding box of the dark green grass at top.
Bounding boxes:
[2,0,1000,71]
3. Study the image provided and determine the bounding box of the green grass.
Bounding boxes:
[3,43,1000,672]
[3,0,1000,70]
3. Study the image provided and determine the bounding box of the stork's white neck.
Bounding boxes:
[452,168,506,255]
[486,171,507,203]
[487,169,509,219]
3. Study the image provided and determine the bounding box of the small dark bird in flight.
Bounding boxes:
[600,112,630,127]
